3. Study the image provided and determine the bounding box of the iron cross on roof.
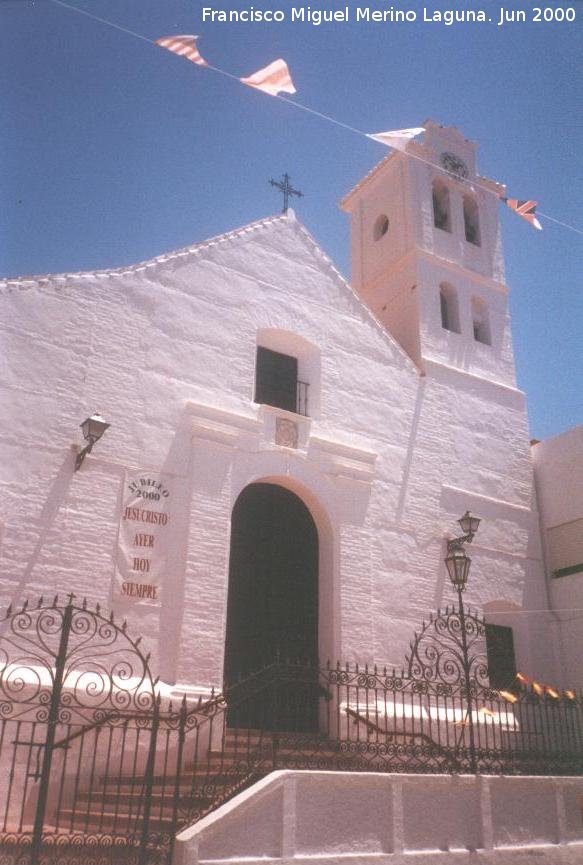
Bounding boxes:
[269,173,303,214]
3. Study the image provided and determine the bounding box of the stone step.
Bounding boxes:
[56,810,174,833]
[75,791,213,810]
[108,765,254,788]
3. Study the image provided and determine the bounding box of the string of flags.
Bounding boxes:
[496,671,577,704]
[451,673,578,727]
[47,0,578,236]
[155,36,296,95]
[154,33,544,232]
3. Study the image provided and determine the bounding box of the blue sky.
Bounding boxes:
[1,0,581,440]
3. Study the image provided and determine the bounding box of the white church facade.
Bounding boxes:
[0,120,576,699]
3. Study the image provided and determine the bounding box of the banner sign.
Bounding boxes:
[114,471,172,604]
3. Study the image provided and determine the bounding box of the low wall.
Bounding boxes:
[174,770,583,865]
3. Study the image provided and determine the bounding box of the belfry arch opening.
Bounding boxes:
[224,482,319,693]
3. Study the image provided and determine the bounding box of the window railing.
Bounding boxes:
[296,380,309,416]
[256,381,309,416]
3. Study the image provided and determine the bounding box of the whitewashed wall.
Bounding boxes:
[533,427,583,689]
[174,770,583,865]
[0,203,551,694]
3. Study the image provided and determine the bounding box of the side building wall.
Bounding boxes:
[533,427,583,689]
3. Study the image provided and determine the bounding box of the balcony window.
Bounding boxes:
[255,346,309,416]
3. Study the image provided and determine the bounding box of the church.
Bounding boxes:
[2,119,583,863]
[0,119,574,696]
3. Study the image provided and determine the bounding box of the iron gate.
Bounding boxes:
[1,596,582,865]
[0,596,162,865]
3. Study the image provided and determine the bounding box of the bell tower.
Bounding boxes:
[341,120,516,388]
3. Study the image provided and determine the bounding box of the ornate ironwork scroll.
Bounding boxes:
[405,602,490,774]
[0,596,156,726]
[405,605,489,689]
[0,596,158,865]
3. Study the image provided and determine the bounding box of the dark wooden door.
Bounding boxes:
[224,483,319,729]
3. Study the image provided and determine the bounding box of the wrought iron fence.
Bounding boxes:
[0,597,582,865]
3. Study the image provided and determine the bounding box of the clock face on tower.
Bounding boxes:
[440,152,469,178]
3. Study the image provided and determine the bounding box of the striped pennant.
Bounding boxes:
[156,35,207,67]
[502,198,542,230]
[240,59,296,96]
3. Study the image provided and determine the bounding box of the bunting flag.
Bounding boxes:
[502,198,542,230]
[515,671,577,701]
[367,127,425,149]
[156,35,208,67]
[240,59,296,96]
[498,690,518,704]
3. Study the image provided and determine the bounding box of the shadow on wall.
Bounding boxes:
[0,451,76,637]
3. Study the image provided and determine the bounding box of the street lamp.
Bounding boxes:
[457,510,481,541]
[445,545,471,591]
[445,510,481,773]
[74,413,110,471]
[445,510,481,590]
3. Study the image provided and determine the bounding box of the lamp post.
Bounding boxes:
[74,413,110,471]
[445,511,481,773]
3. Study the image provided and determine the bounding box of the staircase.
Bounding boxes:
[37,727,344,864]
[53,720,461,840]
[1,717,464,865]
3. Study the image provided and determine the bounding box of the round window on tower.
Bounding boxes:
[373,214,390,240]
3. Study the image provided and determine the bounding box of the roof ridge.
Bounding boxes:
[0,212,290,288]
[1,209,419,375]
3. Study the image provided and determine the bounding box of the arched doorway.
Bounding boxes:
[224,482,319,729]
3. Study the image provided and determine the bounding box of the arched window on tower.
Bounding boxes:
[463,195,481,246]
[432,181,451,232]
[440,283,460,333]
[472,296,491,345]
[373,214,390,240]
